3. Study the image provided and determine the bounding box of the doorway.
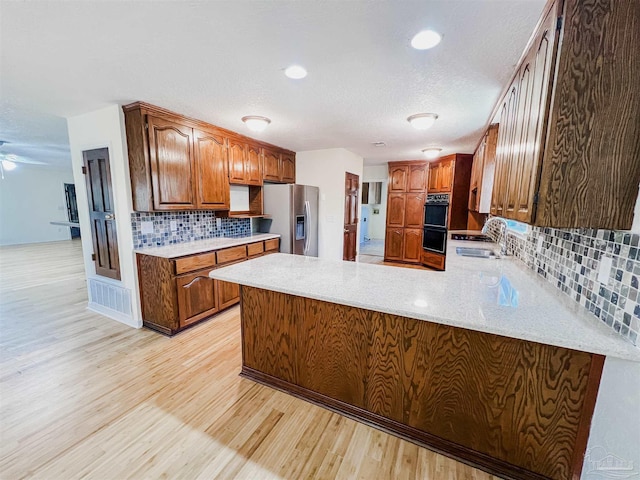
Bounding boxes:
[82,148,120,280]
[64,183,81,239]
[343,172,359,261]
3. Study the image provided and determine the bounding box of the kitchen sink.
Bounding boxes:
[450,233,493,242]
[455,247,499,258]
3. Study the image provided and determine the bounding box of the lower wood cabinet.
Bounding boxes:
[384,228,404,261]
[403,229,422,262]
[137,237,280,335]
[176,269,219,327]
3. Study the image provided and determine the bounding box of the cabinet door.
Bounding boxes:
[194,129,230,210]
[428,163,440,192]
[218,279,240,310]
[469,136,486,211]
[245,143,263,185]
[407,164,428,192]
[405,193,425,228]
[281,153,296,183]
[386,193,406,227]
[491,80,519,216]
[227,138,246,184]
[147,115,196,210]
[389,165,409,192]
[438,159,454,192]
[403,229,423,263]
[512,7,558,223]
[384,228,404,261]
[262,148,281,182]
[176,269,218,327]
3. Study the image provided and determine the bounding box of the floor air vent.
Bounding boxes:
[88,278,132,316]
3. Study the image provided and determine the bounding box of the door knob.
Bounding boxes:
[105,214,115,220]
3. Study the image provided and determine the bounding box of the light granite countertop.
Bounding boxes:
[134,233,280,259]
[209,240,640,362]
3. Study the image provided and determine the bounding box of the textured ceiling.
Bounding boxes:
[0,0,545,168]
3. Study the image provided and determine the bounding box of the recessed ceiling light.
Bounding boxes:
[421,148,442,160]
[407,113,438,130]
[411,30,442,50]
[284,65,307,79]
[241,116,271,132]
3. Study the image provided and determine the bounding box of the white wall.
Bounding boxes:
[0,164,75,245]
[66,105,141,328]
[363,165,388,240]
[295,148,364,261]
[582,357,640,478]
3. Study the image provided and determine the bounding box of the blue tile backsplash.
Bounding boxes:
[486,220,640,347]
[131,211,250,248]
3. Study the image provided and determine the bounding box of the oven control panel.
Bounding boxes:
[426,193,450,204]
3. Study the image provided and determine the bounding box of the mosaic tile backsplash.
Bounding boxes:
[486,221,640,347]
[131,211,251,248]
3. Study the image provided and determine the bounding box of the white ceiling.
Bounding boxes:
[0,0,545,168]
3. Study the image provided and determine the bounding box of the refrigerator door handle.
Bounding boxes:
[304,200,311,255]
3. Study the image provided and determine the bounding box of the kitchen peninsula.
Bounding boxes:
[210,244,640,480]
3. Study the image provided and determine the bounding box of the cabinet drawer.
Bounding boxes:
[175,252,217,275]
[264,238,280,252]
[421,251,445,271]
[247,241,264,257]
[217,245,247,264]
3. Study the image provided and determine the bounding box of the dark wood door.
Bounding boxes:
[176,269,218,327]
[281,153,295,183]
[343,172,359,261]
[384,228,404,261]
[147,115,196,210]
[245,143,263,185]
[386,193,406,227]
[227,139,246,184]
[218,279,240,310]
[405,193,425,228]
[262,148,281,182]
[388,165,408,192]
[83,148,120,280]
[193,129,230,210]
[403,229,423,262]
[407,164,428,192]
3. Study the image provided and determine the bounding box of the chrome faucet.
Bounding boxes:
[482,217,509,256]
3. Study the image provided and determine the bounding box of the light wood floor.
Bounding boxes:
[0,240,499,479]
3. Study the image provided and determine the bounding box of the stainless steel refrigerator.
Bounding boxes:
[262,184,319,256]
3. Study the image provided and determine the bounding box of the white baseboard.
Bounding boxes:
[87,302,141,328]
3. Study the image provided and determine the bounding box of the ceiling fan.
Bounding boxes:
[0,140,47,179]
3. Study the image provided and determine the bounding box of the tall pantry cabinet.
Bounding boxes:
[384,161,428,264]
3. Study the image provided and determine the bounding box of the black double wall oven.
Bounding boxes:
[423,193,449,254]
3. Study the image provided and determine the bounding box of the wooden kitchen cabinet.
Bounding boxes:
[469,124,498,214]
[427,154,473,230]
[176,268,219,327]
[384,161,428,265]
[384,228,404,261]
[136,237,280,335]
[124,102,295,211]
[489,0,640,229]
[388,165,409,193]
[262,148,296,184]
[428,158,454,193]
[402,229,422,263]
[146,115,197,210]
[404,193,425,228]
[386,193,406,228]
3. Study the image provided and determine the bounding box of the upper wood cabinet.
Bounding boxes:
[389,165,409,192]
[262,148,296,184]
[469,124,498,214]
[123,102,295,211]
[194,129,230,210]
[428,158,454,193]
[407,164,428,192]
[428,154,473,230]
[490,0,640,229]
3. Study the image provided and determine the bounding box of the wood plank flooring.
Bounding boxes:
[0,240,499,479]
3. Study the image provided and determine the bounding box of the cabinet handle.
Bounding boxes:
[182,276,210,289]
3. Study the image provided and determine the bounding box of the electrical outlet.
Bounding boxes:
[141,221,153,234]
[216,218,222,228]
[170,220,177,232]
